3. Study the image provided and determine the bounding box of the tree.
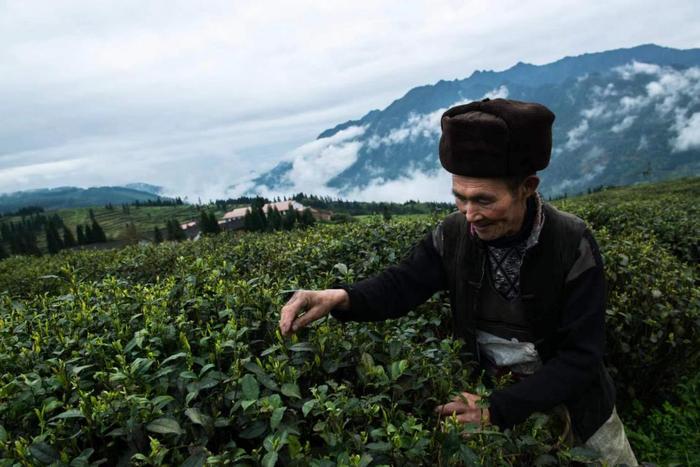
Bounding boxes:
[153,226,163,244]
[243,209,255,231]
[62,225,77,248]
[84,223,94,243]
[199,210,211,234]
[91,218,107,243]
[45,221,64,254]
[251,198,267,232]
[19,231,41,256]
[381,203,392,221]
[76,225,86,245]
[199,210,221,235]
[166,219,186,241]
[209,211,221,234]
[0,242,8,260]
[282,204,297,231]
[299,208,316,228]
[121,222,141,244]
[267,206,282,231]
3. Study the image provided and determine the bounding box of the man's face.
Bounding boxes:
[451,175,532,241]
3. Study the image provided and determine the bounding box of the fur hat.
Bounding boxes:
[439,98,555,177]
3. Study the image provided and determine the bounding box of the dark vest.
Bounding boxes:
[434,203,615,441]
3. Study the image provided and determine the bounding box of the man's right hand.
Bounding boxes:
[279,289,350,337]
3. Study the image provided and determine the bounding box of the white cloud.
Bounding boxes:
[1,2,699,199]
[637,135,649,151]
[581,101,610,119]
[367,86,509,148]
[611,115,637,133]
[574,62,700,153]
[614,60,662,79]
[565,119,589,151]
[483,85,510,99]
[344,167,453,203]
[550,145,607,195]
[672,111,700,152]
[244,125,366,197]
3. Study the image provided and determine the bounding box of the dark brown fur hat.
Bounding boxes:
[439,98,555,177]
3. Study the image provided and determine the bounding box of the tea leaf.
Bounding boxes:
[146,417,184,435]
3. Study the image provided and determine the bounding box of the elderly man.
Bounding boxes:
[279,98,637,465]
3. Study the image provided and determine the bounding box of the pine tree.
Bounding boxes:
[199,210,211,234]
[198,210,220,235]
[121,222,140,244]
[0,242,8,260]
[0,223,10,243]
[208,211,221,234]
[168,218,186,241]
[251,199,267,232]
[153,226,163,244]
[267,206,282,231]
[84,223,94,243]
[62,225,77,248]
[76,225,86,245]
[91,218,107,243]
[300,208,316,228]
[243,209,254,231]
[165,220,175,241]
[282,205,297,231]
[381,204,392,221]
[45,222,64,254]
[22,231,42,256]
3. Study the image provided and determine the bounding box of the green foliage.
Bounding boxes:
[153,226,163,244]
[594,228,699,407]
[199,210,221,235]
[165,219,186,242]
[627,372,700,466]
[44,221,63,254]
[556,177,700,266]
[0,177,698,463]
[62,225,77,249]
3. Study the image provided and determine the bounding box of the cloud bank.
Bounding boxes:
[1,1,698,200]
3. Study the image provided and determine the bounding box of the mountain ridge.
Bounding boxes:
[249,43,700,199]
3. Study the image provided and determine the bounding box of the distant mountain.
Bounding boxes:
[123,183,164,195]
[0,186,164,214]
[249,43,700,198]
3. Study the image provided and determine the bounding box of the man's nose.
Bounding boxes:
[463,203,482,223]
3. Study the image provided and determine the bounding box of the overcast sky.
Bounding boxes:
[1,0,699,201]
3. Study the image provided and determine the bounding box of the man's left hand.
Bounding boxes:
[434,391,490,424]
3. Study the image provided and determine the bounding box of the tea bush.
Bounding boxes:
[626,371,700,465]
[0,177,698,465]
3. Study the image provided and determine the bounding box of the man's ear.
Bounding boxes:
[522,175,540,197]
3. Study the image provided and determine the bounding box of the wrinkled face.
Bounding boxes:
[452,175,532,241]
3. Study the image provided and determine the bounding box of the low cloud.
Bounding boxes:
[672,111,700,152]
[614,60,661,79]
[483,85,509,99]
[550,146,607,195]
[234,125,367,198]
[565,119,589,151]
[344,167,453,203]
[611,115,637,133]
[367,86,509,149]
[575,61,700,150]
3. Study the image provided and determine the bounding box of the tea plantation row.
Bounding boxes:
[0,178,698,465]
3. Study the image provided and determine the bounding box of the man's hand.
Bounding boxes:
[435,391,490,425]
[279,289,350,337]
